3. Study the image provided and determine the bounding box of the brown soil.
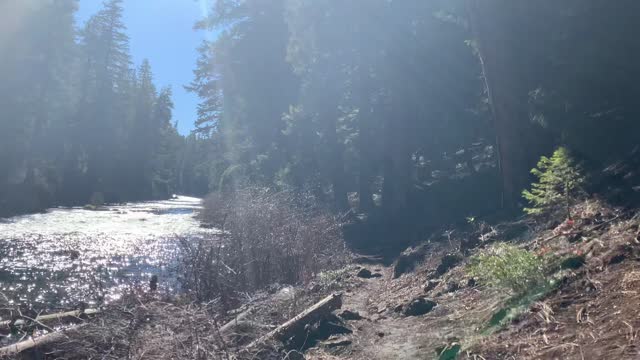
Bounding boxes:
[303,201,640,360]
[469,220,640,359]
[305,265,507,360]
[470,260,640,359]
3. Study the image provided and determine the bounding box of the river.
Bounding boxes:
[0,196,214,311]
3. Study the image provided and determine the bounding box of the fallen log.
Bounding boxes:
[0,323,88,357]
[218,307,255,335]
[0,308,99,332]
[245,293,342,350]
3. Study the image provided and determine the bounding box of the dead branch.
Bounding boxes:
[0,308,99,332]
[0,324,88,357]
[244,293,342,350]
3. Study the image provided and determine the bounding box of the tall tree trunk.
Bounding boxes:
[467,0,530,208]
[357,68,374,213]
[323,106,349,212]
[382,98,411,221]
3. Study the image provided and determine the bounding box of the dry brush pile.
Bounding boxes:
[182,188,350,307]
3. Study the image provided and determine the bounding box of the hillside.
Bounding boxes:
[251,199,640,359]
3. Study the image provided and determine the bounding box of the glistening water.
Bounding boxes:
[0,196,214,312]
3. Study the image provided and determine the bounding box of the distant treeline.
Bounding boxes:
[0,1,205,216]
[185,0,640,234]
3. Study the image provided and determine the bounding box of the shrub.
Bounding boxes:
[179,188,349,304]
[522,147,584,218]
[466,244,547,294]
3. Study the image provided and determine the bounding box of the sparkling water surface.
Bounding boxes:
[0,196,215,311]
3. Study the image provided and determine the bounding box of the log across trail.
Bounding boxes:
[245,292,342,350]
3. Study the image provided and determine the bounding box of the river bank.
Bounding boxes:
[5,198,639,359]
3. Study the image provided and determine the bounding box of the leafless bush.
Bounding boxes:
[180,188,349,304]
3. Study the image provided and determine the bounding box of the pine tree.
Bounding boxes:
[130,59,157,198]
[151,87,181,198]
[522,147,584,218]
[77,0,133,201]
[0,0,79,212]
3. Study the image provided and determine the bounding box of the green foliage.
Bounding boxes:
[467,244,547,294]
[522,147,584,217]
[485,280,557,331]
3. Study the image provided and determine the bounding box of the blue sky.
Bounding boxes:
[76,0,216,135]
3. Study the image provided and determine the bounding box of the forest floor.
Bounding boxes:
[5,200,640,360]
[298,199,640,360]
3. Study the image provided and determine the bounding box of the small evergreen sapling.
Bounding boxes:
[522,147,584,218]
[466,244,546,294]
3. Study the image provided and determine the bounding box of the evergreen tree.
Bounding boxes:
[76,0,133,201]
[0,0,79,213]
[151,87,182,198]
[129,59,158,199]
[523,147,584,218]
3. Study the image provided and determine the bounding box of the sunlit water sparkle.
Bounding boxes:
[0,196,215,311]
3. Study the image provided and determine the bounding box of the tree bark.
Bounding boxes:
[467,0,531,208]
[382,88,413,221]
[323,104,350,212]
[357,67,374,213]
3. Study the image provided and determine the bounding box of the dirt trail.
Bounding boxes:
[307,262,503,360]
[340,267,433,360]
[306,265,432,359]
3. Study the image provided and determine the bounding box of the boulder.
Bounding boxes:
[435,254,463,276]
[393,244,430,278]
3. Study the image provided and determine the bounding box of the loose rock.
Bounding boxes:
[424,279,441,293]
[403,297,437,316]
[357,268,381,279]
[357,268,372,278]
[435,254,463,276]
[445,281,460,293]
[561,255,586,269]
[393,244,430,278]
[338,310,362,321]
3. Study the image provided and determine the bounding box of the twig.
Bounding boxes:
[19,315,55,333]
